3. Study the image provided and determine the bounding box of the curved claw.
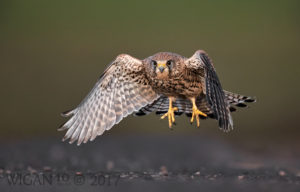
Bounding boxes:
[190,108,207,127]
[190,97,207,127]
[161,107,178,128]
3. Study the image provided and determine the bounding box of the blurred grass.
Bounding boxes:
[0,0,299,142]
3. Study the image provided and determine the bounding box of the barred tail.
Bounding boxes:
[135,90,255,118]
[224,90,256,112]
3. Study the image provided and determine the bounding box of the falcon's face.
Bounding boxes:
[145,52,184,80]
[151,59,172,79]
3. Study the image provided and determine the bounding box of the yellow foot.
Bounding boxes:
[161,107,178,128]
[190,107,207,127]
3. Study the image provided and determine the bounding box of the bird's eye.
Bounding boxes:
[166,60,173,66]
[151,60,157,66]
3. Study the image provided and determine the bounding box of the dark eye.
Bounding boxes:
[166,60,173,66]
[151,60,157,66]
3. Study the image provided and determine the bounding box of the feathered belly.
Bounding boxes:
[151,78,203,98]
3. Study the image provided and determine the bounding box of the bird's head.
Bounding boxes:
[145,52,184,80]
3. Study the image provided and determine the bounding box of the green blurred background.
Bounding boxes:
[0,0,299,144]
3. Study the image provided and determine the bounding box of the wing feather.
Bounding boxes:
[79,90,97,144]
[114,83,123,125]
[118,80,127,118]
[123,81,135,114]
[184,50,233,131]
[97,90,109,136]
[106,82,117,130]
[60,54,159,145]
[84,92,102,143]
[90,91,105,141]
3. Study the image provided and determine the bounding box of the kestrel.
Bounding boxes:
[59,50,255,145]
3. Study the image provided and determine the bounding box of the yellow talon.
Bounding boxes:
[161,97,177,128]
[190,98,207,127]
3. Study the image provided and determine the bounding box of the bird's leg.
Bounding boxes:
[161,97,178,128]
[190,97,207,127]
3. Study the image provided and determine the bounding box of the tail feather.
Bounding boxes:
[224,90,256,106]
[134,90,255,119]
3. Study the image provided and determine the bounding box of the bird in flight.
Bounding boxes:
[59,50,255,145]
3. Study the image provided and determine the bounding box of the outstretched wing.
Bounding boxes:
[59,54,159,145]
[185,50,233,131]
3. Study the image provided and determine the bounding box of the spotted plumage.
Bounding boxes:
[59,50,255,145]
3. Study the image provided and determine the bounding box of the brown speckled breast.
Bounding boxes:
[150,67,204,98]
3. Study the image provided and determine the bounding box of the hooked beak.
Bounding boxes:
[157,62,167,73]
